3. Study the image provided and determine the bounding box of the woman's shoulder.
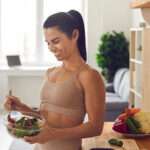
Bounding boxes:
[80,64,101,77]
[79,64,103,84]
[45,66,60,78]
[46,67,56,74]
[46,65,62,73]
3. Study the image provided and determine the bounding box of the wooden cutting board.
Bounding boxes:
[96,139,139,150]
[82,138,139,150]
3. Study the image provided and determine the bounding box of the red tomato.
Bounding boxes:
[8,114,15,124]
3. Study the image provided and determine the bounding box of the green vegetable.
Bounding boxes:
[125,117,140,134]
[15,129,30,137]
[108,138,123,147]
[130,117,141,128]
[14,129,39,137]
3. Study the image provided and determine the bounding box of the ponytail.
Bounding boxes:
[68,10,87,61]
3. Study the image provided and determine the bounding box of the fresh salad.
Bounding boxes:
[6,112,44,138]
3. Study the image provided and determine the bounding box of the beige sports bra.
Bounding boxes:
[40,66,86,121]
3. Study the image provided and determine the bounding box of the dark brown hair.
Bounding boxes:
[43,10,87,61]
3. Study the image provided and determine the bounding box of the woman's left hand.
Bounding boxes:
[24,124,54,144]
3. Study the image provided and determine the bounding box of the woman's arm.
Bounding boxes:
[18,102,40,115]
[4,96,40,116]
[24,69,106,143]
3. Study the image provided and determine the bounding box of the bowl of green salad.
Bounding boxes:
[4,111,44,138]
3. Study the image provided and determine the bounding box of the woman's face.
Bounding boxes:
[44,26,78,61]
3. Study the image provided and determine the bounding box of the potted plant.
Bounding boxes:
[96,31,129,82]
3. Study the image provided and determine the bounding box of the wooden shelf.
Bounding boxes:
[130,88,142,98]
[130,28,143,31]
[130,59,143,64]
[129,27,150,110]
[130,0,150,8]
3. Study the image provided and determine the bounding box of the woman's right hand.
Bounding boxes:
[4,96,23,111]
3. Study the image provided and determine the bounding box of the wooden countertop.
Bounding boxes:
[82,122,150,150]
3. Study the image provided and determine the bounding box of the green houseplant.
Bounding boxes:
[96,31,129,82]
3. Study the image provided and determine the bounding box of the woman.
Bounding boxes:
[4,10,105,150]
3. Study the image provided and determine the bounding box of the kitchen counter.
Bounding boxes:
[82,122,150,150]
[0,65,49,76]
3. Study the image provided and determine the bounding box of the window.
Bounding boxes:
[0,0,36,64]
[0,0,83,65]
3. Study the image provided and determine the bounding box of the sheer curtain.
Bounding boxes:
[0,0,83,65]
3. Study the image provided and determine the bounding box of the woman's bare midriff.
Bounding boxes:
[43,111,82,128]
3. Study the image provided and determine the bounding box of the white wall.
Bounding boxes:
[0,67,47,109]
[86,0,132,69]
[8,76,43,107]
